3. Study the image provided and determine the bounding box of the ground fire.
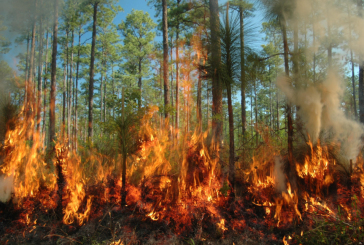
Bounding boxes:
[1,0,364,244]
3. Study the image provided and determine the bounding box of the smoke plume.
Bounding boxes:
[277,72,364,162]
[0,174,14,203]
[274,156,286,193]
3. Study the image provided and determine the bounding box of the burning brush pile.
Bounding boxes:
[1,77,364,245]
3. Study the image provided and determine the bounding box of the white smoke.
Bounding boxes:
[274,156,286,193]
[0,174,14,203]
[277,72,364,162]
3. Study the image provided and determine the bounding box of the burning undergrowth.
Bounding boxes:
[0,90,364,245]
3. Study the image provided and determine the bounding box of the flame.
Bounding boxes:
[217,219,228,232]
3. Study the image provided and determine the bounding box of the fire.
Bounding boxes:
[110,239,123,245]
[1,50,363,244]
[217,219,228,232]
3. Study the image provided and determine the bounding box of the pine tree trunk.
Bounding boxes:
[138,58,142,108]
[112,62,115,120]
[282,21,294,170]
[162,0,169,120]
[49,0,58,146]
[28,3,37,108]
[62,41,67,137]
[100,53,104,124]
[206,84,209,130]
[37,16,43,134]
[175,0,180,140]
[227,84,235,196]
[254,80,258,146]
[225,2,235,197]
[104,76,106,123]
[43,29,49,147]
[88,2,99,141]
[75,27,81,151]
[68,30,74,146]
[239,4,246,137]
[25,34,30,102]
[197,72,202,134]
[121,88,127,206]
[170,36,174,131]
[210,0,223,145]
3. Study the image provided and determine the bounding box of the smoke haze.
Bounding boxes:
[0,174,14,203]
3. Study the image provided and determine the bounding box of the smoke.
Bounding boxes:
[274,156,286,193]
[277,72,364,161]
[291,0,364,59]
[0,174,14,203]
[270,0,364,162]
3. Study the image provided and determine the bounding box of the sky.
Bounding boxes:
[1,0,266,72]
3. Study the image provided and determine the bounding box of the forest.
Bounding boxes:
[0,0,364,244]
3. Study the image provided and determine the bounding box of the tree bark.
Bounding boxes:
[43,29,49,146]
[175,0,180,140]
[49,0,58,146]
[62,35,67,137]
[254,79,258,146]
[197,72,202,134]
[104,75,106,123]
[37,16,43,134]
[239,3,246,137]
[121,88,127,206]
[25,34,30,102]
[138,58,142,108]
[282,20,294,172]
[75,26,81,151]
[210,0,223,145]
[88,2,99,141]
[68,30,74,146]
[162,0,169,120]
[100,52,104,124]
[28,1,37,107]
[225,2,235,197]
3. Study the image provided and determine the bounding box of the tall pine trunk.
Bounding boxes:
[225,3,235,197]
[88,2,99,141]
[121,88,127,206]
[210,0,223,145]
[197,72,202,134]
[282,20,294,173]
[62,36,67,137]
[175,0,180,140]
[49,0,58,146]
[239,3,246,137]
[68,30,74,146]
[100,52,104,125]
[162,0,169,120]
[25,34,30,102]
[43,29,49,146]
[28,2,37,108]
[37,16,43,134]
[74,26,81,151]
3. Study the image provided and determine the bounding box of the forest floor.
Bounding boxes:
[0,181,303,245]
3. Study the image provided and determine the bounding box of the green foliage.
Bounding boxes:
[118,9,156,102]
[0,18,10,54]
[296,196,364,245]
[219,180,230,197]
